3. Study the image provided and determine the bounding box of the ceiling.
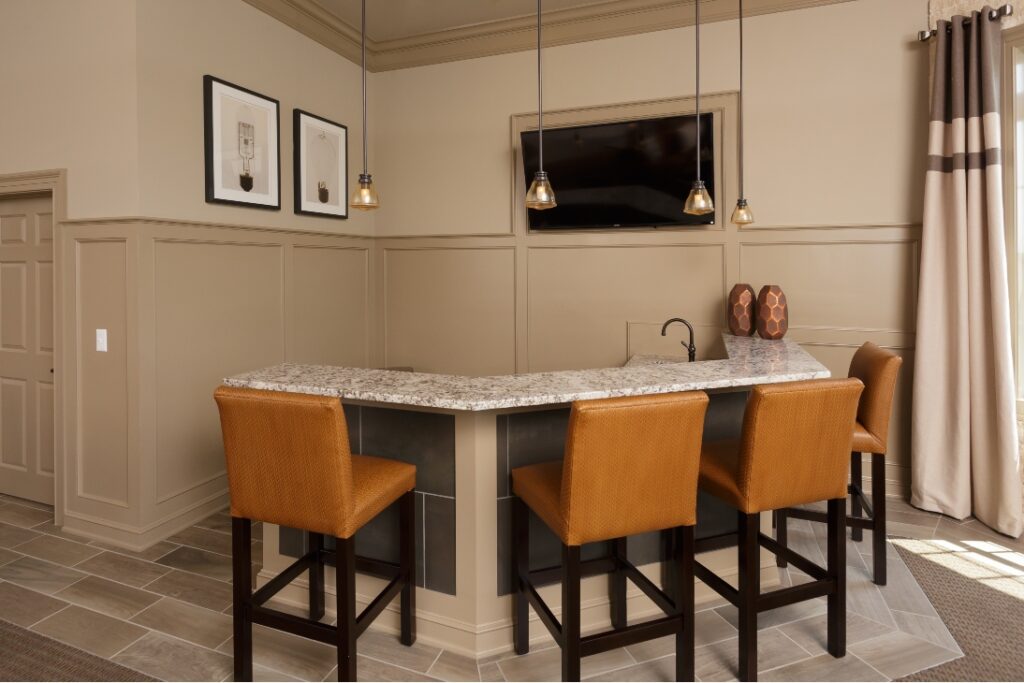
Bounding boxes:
[242,0,854,71]
[315,0,626,43]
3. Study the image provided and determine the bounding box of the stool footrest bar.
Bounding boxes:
[757,579,835,612]
[251,604,336,645]
[758,533,828,581]
[253,554,314,606]
[522,578,563,646]
[694,561,739,606]
[528,556,617,587]
[355,573,406,638]
[621,561,676,615]
[579,614,682,657]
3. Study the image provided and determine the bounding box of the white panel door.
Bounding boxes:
[0,193,55,504]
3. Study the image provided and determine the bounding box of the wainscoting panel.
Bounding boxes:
[526,244,726,372]
[152,239,286,504]
[384,247,517,376]
[75,239,130,511]
[290,245,370,366]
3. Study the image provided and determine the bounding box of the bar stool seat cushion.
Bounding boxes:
[511,461,566,542]
[349,454,416,538]
[851,422,884,454]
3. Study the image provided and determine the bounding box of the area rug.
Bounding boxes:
[894,539,1024,681]
[0,617,155,681]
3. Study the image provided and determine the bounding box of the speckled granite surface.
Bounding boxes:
[224,334,829,411]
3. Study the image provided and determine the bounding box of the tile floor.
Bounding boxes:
[0,492,1021,681]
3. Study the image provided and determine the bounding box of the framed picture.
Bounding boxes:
[293,109,348,219]
[203,75,280,209]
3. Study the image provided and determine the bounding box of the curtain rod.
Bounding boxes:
[918,4,1012,41]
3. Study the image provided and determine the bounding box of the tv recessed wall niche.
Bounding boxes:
[520,113,714,230]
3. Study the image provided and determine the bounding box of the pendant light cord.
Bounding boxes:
[537,0,544,173]
[695,0,701,183]
[361,0,368,176]
[738,0,744,200]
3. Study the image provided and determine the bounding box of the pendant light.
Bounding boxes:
[684,0,714,216]
[525,0,557,210]
[350,0,379,211]
[731,0,755,225]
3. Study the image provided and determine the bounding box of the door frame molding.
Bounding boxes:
[0,169,67,523]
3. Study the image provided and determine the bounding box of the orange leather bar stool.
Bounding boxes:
[214,387,417,682]
[775,343,902,585]
[511,392,709,682]
[696,379,863,682]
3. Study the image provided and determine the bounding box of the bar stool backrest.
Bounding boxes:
[738,378,863,512]
[560,391,709,545]
[848,342,903,452]
[214,386,355,537]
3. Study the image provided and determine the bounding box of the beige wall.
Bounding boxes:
[3,0,930,544]
[134,0,375,236]
[0,0,140,218]
[374,0,928,493]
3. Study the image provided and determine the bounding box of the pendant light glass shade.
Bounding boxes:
[350,173,380,210]
[350,0,379,212]
[683,0,713,217]
[684,180,714,215]
[731,198,754,224]
[732,0,755,225]
[526,0,556,211]
[526,171,557,210]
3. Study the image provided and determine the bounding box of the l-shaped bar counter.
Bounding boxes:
[225,334,830,657]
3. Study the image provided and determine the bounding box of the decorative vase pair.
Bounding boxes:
[728,284,788,340]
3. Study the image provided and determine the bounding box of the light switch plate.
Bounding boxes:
[96,329,108,352]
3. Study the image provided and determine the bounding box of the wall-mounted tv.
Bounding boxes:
[520,113,715,230]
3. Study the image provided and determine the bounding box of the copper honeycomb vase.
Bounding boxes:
[727,284,756,336]
[756,285,789,340]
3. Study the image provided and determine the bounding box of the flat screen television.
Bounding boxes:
[520,113,715,230]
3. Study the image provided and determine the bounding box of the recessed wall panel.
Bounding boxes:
[527,245,725,372]
[385,248,516,376]
[739,241,918,332]
[291,246,369,366]
[76,240,129,506]
[154,241,285,502]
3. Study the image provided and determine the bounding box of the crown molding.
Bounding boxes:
[243,0,855,72]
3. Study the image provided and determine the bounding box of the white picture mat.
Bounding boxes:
[210,80,278,205]
[298,114,347,216]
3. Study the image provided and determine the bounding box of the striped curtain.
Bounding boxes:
[912,7,1022,537]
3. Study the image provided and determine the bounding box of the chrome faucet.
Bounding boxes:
[661,318,696,362]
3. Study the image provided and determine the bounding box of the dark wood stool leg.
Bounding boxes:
[676,526,695,683]
[336,537,357,682]
[308,532,325,621]
[774,509,788,568]
[562,544,582,682]
[826,498,847,658]
[610,537,627,630]
[850,452,863,542]
[871,453,887,585]
[512,497,530,656]
[737,512,759,682]
[400,490,417,645]
[232,517,253,682]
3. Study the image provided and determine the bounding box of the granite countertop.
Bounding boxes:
[223,334,829,411]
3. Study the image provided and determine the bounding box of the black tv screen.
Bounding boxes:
[521,113,715,230]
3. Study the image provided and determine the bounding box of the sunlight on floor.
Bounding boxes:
[892,538,1024,601]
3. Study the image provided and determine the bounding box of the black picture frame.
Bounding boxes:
[293,109,349,219]
[203,75,281,210]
